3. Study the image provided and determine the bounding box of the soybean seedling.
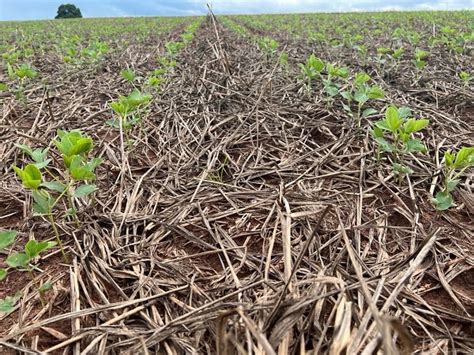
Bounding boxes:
[0,230,55,308]
[299,54,325,90]
[433,147,474,210]
[7,63,38,102]
[13,130,102,261]
[413,49,430,70]
[108,90,152,145]
[459,71,471,86]
[257,37,279,59]
[371,105,429,183]
[120,68,138,83]
[322,63,349,106]
[341,72,384,126]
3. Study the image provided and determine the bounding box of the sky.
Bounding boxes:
[0,0,472,21]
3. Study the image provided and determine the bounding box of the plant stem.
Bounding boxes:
[27,266,45,306]
[47,213,68,263]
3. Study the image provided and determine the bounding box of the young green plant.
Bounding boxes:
[433,147,474,210]
[371,105,429,182]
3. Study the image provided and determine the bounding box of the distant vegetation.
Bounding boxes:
[55,4,82,19]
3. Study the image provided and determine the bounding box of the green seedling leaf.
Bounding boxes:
[433,191,454,211]
[120,68,136,82]
[385,106,402,132]
[6,253,30,268]
[367,86,384,99]
[0,294,20,313]
[340,91,352,101]
[444,151,454,167]
[354,90,368,105]
[371,126,384,138]
[375,137,393,152]
[66,208,77,216]
[12,164,42,190]
[70,167,96,181]
[41,181,66,193]
[447,179,460,193]
[38,282,53,293]
[362,108,378,118]
[25,240,56,259]
[307,54,325,72]
[106,119,120,128]
[454,147,474,168]
[398,107,411,119]
[74,184,97,197]
[393,163,413,175]
[355,72,371,86]
[404,119,429,134]
[14,143,34,157]
[32,190,53,214]
[0,230,17,250]
[406,139,427,153]
[0,269,7,281]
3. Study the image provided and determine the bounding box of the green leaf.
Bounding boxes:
[406,139,427,153]
[433,191,454,211]
[447,179,460,193]
[362,108,377,118]
[371,126,384,138]
[375,137,393,152]
[14,143,34,157]
[393,163,413,175]
[397,107,411,119]
[353,90,368,104]
[12,164,42,190]
[41,181,66,192]
[105,119,120,128]
[70,167,96,181]
[6,253,30,268]
[25,240,56,259]
[0,230,17,250]
[355,72,370,85]
[444,151,454,167]
[385,106,402,132]
[32,190,53,215]
[367,86,384,99]
[0,269,7,281]
[38,282,53,293]
[86,158,103,171]
[340,91,352,100]
[404,119,429,133]
[30,148,49,163]
[33,159,51,169]
[0,294,20,313]
[74,184,97,197]
[453,147,474,168]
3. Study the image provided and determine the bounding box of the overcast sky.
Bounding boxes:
[0,0,472,21]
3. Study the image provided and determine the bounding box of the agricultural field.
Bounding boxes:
[0,10,473,354]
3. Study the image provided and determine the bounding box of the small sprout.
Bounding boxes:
[120,68,137,83]
[299,54,325,89]
[14,63,37,79]
[257,37,279,58]
[391,48,404,60]
[459,71,471,85]
[413,49,430,70]
[372,105,429,181]
[433,147,474,210]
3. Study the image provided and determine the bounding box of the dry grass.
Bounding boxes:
[0,15,473,354]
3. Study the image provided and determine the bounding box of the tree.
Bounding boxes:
[55,4,83,19]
